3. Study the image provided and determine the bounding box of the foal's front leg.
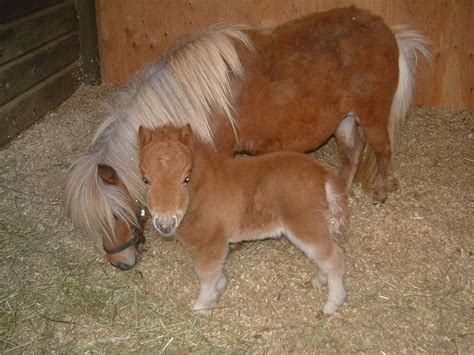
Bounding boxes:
[191,243,229,315]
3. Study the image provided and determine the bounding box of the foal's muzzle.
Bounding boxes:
[152,215,178,237]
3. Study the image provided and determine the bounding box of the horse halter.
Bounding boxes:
[103,205,147,255]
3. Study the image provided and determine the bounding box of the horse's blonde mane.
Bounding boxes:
[65,24,253,241]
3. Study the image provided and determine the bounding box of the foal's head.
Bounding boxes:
[138,124,194,237]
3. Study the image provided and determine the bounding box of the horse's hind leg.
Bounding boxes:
[286,222,346,315]
[191,243,228,315]
[362,124,394,203]
[335,114,363,194]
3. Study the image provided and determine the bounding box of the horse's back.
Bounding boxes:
[227,6,399,154]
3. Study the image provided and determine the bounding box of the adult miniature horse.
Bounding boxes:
[138,124,349,315]
[65,7,429,269]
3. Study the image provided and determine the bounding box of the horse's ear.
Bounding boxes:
[98,164,119,185]
[138,126,152,146]
[180,124,193,145]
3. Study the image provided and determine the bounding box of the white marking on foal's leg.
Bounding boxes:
[285,230,346,314]
[192,273,227,315]
[216,273,227,292]
[320,245,346,315]
[312,270,328,288]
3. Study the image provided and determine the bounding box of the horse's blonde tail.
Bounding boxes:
[389,25,431,153]
[356,26,430,189]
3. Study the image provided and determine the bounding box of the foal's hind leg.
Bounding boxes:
[310,243,346,314]
[191,243,228,315]
[335,114,363,194]
[286,224,346,315]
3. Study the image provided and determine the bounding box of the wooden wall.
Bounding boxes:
[96,0,474,110]
[0,0,100,147]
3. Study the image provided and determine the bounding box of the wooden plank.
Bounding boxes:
[0,2,78,65]
[96,0,474,109]
[0,0,63,23]
[75,0,101,84]
[0,32,80,106]
[0,62,80,147]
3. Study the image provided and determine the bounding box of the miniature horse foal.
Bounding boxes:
[138,125,350,315]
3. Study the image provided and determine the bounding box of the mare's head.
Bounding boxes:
[138,124,194,237]
[96,163,148,270]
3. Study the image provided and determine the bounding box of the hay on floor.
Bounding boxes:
[0,84,472,352]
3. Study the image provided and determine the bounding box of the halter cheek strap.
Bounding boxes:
[103,206,147,255]
[103,233,146,255]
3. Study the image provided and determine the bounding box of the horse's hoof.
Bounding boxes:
[372,191,387,204]
[347,187,355,197]
[229,243,242,253]
[387,178,400,192]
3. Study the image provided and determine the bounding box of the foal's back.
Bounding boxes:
[186,150,347,244]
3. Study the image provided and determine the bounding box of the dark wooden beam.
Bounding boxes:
[0,0,63,23]
[0,62,81,147]
[0,2,78,65]
[75,0,101,84]
[0,32,80,105]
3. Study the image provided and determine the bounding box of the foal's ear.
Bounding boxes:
[138,126,152,146]
[98,164,119,185]
[180,124,193,145]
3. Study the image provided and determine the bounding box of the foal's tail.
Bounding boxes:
[356,26,431,188]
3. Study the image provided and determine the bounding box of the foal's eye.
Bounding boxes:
[142,176,150,185]
[183,176,190,184]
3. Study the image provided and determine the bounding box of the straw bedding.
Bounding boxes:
[0,84,472,352]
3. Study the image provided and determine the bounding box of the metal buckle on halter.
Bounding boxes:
[103,205,147,255]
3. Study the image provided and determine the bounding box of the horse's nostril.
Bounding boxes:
[170,217,177,229]
[152,216,159,231]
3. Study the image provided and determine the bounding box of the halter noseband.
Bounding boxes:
[103,205,147,255]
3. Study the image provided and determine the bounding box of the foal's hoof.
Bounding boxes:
[323,302,340,315]
[192,308,211,316]
[322,292,347,315]
[192,302,214,315]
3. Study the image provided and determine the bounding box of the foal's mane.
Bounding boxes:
[65,24,253,241]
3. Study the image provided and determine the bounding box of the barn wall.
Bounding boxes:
[0,0,101,147]
[96,0,474,110]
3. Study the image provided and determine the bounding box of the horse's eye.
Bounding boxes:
[112,213,119,220]
[142,176,150,185]
[183,176,190,184]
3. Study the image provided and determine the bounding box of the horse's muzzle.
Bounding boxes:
[152,215,178,237]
